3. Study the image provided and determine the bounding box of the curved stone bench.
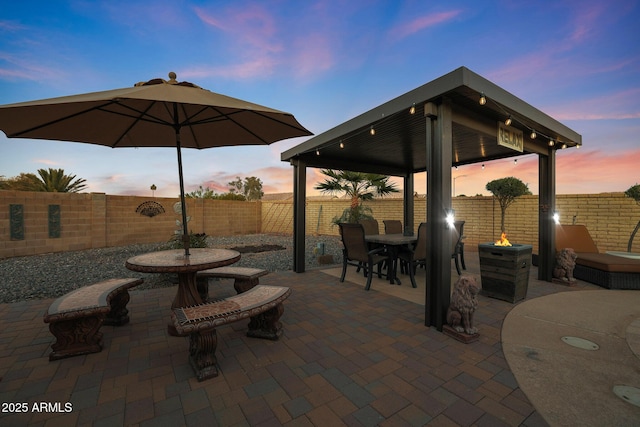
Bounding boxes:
[196,266,269,299]
[171,285,291,381]
[43,278,143,361]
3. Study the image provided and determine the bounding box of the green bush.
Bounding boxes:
[167,232,208,249]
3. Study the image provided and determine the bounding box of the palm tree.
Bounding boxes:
[32,168,87,192]
[314,169,399,223]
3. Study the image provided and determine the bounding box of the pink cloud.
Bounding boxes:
[389,10,462,40]
[547,87,640,120]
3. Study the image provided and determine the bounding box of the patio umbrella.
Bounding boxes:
[0,72,312,256]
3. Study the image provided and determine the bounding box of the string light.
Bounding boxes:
[300,92,579,158]
[514,159,518,165]
[482,164,485,170]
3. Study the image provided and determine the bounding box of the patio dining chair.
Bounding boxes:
[383,220,403,234]
[338,223,390,291]
[397,222,427,288]
[358,218,380,235]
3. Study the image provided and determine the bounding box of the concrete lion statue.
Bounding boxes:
[446,275,480,335]
[553,248,577,283]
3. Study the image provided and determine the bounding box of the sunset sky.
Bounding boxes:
[1,1,638,198]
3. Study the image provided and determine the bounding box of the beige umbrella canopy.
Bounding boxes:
[0,72,312,255]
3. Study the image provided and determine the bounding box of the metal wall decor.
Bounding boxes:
[49,204,61,238]
[135,201,166,218]
[10,204,24,240]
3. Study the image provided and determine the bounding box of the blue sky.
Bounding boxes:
[1,0,639,198]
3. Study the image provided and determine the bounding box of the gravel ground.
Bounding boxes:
[0,234,343,304]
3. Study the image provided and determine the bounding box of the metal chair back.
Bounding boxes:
[383,220,403,234]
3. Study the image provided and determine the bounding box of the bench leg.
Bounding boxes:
[48,316,105,361]
[247,303,284,340]
[234,278,259,294]
[188,329,219,381]
[104,290,131,326]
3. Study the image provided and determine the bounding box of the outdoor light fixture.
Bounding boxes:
[553,211,560,225]
[561,143,567,149]
[482,163,485,170]
[505,115,512,126]
[445,209,456,228]
[339,140,344,149]
[370,126,375,136]
[479,92,487,105]
[316,149,320,155]
[548,139,555,147]
[530,130,537,139]
[514,159,518,165]
[409,103,416,114]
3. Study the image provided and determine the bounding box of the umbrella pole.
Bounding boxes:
[175,131,190,257]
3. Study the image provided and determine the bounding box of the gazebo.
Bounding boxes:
[281,66,582,330]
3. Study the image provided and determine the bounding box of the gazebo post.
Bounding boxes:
[403,174,414,233]
[425,101,453,331]
[292,158,307,273]
[538,150,556,281]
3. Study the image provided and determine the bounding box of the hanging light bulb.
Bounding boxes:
[514,158,518,165]
[561,143,567,149]
[409,103,416,115]
[479,92,487,105]
[316,149,320,155]
[576,143,581,149]
[530,130,537,139]
[370,126,375,136]
[505,115,512,126]
[548,139,555,147]
[339,140,344,149]
[482,164,485,170]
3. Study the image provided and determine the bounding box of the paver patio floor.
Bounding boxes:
[1,250,638,426]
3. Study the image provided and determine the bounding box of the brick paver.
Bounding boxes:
[0,254,605,426]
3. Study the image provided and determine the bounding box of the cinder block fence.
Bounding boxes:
[1,190,638,259]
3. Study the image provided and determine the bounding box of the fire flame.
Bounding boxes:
[495,232,512,247]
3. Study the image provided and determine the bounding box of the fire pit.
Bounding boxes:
[478,234,532,303]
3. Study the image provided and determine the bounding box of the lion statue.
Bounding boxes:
[446,275,480,335]
[553,248,577,282]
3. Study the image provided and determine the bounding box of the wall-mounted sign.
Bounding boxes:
[497,122,523,152]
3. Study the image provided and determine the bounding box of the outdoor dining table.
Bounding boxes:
[365,234,417,285]
[125,248,241,335]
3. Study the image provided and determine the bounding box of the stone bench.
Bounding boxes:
[196,266,269,299]
[43,278,143,361]
[171,285,291,381]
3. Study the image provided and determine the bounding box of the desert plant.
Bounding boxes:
[167,232,208,249]
[624,183,640,252]
[314,169,399,224]
[486,177,532,233]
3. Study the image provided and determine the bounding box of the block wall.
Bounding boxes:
[261,193,640,254]
[0,191,261,258]
[2,190,639,258]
